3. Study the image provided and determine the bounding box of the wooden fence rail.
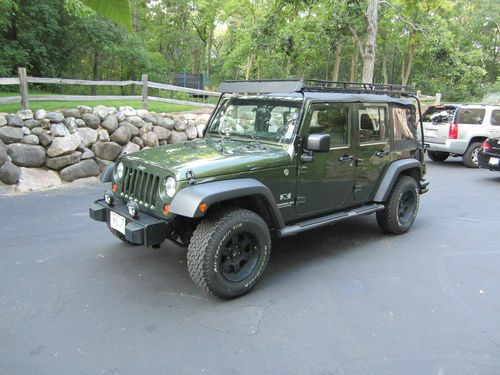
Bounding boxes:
[0,67,220,110]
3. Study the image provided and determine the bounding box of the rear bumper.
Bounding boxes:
[425,140,468,155]
[89,199,171,246]
[478,151,500,171]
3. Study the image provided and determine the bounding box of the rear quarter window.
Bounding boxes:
[421,106,456,123]
[490,110,500,126]
[456,108,486,125]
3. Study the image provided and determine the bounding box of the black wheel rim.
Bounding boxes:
[219,231,260,282]
[397,190,417,224]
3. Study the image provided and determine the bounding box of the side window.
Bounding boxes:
[393,107,414,141]
[491,110,500,126]
[359,107,387,143]
[308,106,349,146]
[456,108,486,125]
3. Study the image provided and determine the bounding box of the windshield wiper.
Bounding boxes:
[233,132,263,150]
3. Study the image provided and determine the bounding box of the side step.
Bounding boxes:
[277,203,384,237]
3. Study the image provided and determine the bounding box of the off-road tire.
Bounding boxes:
[106,223,139,246]
[187,208,271,299]
[427,150,449,162]
[463,142,482,168]
[376,175,419,234]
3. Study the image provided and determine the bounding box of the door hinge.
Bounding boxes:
[298,165,308,175]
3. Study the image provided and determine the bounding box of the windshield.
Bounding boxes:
[422,106,457,123]
[207,98,302,144]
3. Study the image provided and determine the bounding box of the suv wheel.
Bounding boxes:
[187,208,271,299]
[376,176,419,234]
[427,150,449,162]
[106,223,139,246]
[463,142,482,168]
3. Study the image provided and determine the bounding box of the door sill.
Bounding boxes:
[277,203,384,237]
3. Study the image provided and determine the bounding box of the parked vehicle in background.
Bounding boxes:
[423,104,500,167]
[478,137,500,172]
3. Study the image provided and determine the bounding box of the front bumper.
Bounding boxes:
[89,199,171,246]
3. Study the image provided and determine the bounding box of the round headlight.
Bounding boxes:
[114,162,124,181]
[164,177,176,198]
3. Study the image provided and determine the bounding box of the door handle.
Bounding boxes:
[339,155,354,162]
[375,150,390,157]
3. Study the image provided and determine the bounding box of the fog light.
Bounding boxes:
[104,191,114,206]
[127,200,139,218]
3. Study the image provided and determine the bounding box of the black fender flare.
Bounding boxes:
[373,159,422,202]
[100,164,114,183]
[169,178,285,228]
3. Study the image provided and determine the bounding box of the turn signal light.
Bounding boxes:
[112,183,117,193]
[199,203,208,213]
[163,204,170,216]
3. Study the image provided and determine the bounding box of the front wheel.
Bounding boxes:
[187,208,271,299]
[463,142,482,168]
[376,176,420,234]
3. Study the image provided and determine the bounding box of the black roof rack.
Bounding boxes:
[217,79,413,97]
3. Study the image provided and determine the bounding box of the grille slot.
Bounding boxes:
[121,167,159,207]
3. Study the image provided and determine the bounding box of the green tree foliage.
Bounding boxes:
[0,0,497,101]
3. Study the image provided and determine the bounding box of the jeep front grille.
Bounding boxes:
[122,166,160,208]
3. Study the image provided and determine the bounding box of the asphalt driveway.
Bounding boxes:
[1,157,499,374]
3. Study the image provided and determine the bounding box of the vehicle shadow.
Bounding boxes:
[98,216,386,301]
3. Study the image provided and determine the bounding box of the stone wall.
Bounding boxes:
[0,105,211,193]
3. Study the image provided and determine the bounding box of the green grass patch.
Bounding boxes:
[0,95,198,114]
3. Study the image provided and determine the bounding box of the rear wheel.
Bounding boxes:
[463,142,482,168]
[187,208,271,299]
[376,176,420,234]
[427,150,449,162]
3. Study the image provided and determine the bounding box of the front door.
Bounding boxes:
[296,103,356,214]
[354,104,391,202]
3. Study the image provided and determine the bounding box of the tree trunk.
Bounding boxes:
[91,50,99,95]
[332,39,343,82]
[245,54,254,80]
[401,46,414,86]
[350,46,358,82]
[362,0,379,83]
[132,0,139,32]
[206,27,214,79]
[382,46,388,84]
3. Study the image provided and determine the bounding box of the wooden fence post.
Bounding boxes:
[141,74,148,109]
[18,67,29,110]
[435,93,441,105]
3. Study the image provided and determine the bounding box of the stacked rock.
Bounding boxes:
[0,105,211,187]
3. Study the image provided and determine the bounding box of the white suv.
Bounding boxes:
[422,104,500,167]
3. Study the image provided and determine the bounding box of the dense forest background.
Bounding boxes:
[0,0,498,101]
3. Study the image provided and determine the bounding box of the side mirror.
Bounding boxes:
[306,133,330,152]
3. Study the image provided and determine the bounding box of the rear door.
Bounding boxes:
[354,104,391,202]
[422,105,457,144]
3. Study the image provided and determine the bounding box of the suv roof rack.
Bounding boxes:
[217,79,413,97]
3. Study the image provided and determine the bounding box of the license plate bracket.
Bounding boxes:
[110,211,126,235]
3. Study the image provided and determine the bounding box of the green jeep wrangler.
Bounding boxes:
[90,80,429,298]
